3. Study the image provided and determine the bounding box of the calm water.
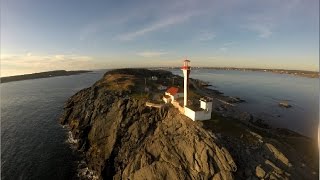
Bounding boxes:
[1,69,319,179]
[1,71,105,180]
[172,69,319,139]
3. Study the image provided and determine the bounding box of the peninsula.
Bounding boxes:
[59,68,318,179]
[1,70,91,83]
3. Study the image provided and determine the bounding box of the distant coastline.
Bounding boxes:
[1,70,92,83]
[164,67,319,78]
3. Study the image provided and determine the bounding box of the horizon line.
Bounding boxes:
[1,66,319,78]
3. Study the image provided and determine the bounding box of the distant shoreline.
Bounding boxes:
[1,70,92,83]
[163,67,319,78]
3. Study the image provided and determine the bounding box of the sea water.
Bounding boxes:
[1,71,105,179]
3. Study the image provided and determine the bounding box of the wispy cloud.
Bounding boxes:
[223,41,237,46]
[248,23,273,38]
[218,41,237,53]
[243,9,277,38]
[116,12,196,41]
[197,31,216,41]
[136,51,168,58]
[219,47,227,52]
[79,15,132,41]
[79,0,215,42]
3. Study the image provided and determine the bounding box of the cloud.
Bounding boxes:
[79,0,216,42]
[198,31,216,41]
[1,53,97,76]
[248,23,273,38]
[219,47,227,52]
[223,41,237,46]
[217,41,237,53]
[116,12,196,41]
[79,15,132,41]
[136,51,168,58]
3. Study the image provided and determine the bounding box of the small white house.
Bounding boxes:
[151,76,158,81]
[200,97,213,112]
[184,97,213,121]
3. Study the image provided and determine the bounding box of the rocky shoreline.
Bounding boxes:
[59,68,318,180]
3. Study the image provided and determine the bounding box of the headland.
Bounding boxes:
[1,70,91,83]
[59,68,318,179]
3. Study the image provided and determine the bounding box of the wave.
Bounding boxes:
[65,130,79,150]
[77,161,99,180]
[63,127,99,179]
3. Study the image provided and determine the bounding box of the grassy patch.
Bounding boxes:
[131,93,150,100]
[98,74,137,91]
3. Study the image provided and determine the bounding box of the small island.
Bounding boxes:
[1,70,91,83]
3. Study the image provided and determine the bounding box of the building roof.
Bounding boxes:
[166,87,179,95]
[166,87,181,95]
[200,96,213,102]
[185,105,203,111]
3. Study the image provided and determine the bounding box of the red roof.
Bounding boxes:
[166,87,179,95]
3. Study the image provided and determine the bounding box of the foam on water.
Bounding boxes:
[66,130,79,145]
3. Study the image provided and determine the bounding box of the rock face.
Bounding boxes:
[265,143,291,167]
[59,69,237,179]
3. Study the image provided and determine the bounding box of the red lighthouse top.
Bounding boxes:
[182,59,191,70]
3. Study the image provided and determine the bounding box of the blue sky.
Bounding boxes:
[1,0,319,76]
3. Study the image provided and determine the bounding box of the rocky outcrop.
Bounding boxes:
[255,165,266,178]
[59,69,237,179]
[265,143,291,167]
[209,125,318,180]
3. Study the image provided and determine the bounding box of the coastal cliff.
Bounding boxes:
[60,69,237,179]
[59,69,318,180]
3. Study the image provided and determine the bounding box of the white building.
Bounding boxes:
[162,87,183,103]
[151,76,158,81]
[184,97,213,121]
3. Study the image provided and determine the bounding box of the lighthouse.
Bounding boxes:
[162,58,212,121]
[181,59,191,107]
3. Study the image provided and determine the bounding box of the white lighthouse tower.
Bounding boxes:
[181,59,191,107]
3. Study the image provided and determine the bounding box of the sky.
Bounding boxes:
[1,0,319,76]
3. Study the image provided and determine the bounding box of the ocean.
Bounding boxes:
[1,71,105,180]
[1,69,318,179]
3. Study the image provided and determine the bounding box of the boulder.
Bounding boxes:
[265,143,291,167]
[255,165,265,178]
